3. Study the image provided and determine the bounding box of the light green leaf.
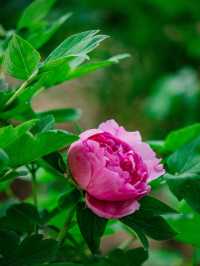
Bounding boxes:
[18,0,56,29]
[66,53,129,80]
[164,123,200,152]
[3,34,40,80]
[46,30,108,62]
[0,120,37,149]
[167,201,200,247]
[4,129,78,167]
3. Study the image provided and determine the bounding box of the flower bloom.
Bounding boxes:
[68,120,165,219]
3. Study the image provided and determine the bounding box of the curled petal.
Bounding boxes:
[86,193,140,219]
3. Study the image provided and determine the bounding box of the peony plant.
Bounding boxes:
[0,1,200,266]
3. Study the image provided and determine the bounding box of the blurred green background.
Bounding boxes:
[1,0,200,140]
[1,1,200,265]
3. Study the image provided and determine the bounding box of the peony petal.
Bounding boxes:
[145,159,165,181]
[99,119,141,146]
[68,140,106,190]
[80,129,102,140]
[133,142,165,181]
[86,193,140,219]
[87,167,143,201]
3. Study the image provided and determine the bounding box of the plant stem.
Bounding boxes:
[57,207,75,245]
[31,169,38,208]
[5,69,38,107]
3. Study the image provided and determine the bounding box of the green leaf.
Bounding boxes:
[4,129,78,167]
[31,115,55,134]
[3,34,40,80]
[38,108,81,123]
[66,54,130,80]
[59,189,81,210]
[164,123,200,152]
[167,201,200,247]
[0,149,9,170]
[166,136,200,213]
[121,197,177,241]
[0,119,37,149]
[107,248,148,266]
[0,230,19,258]
[0,203,41,233]
[18,0,56,29]
[26,13,72,49]
[0,83,41,120]
[38,57,72,87]
[121,213,176,241]
[43,151,66,174]
[46,30,108,63]
[76,203,107,253]
[16,234,58,266]
[37,262,83,266]
[0,169,26,183]
[0,232,58,266]
[139,196,178,216]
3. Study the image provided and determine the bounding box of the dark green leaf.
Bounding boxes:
[0,230,19,258]
[139,196,178,216]
[26,13,72,49]
[3,34,40,80]
[126,223,149,250]
[43,151,66,174]
[0,203,41,233]
[76,203,107,253]
[36,263,83,266]
[18,0,56,29]
[59,189,81,210]
[108,248,148,266]
[121,197,177,241]
[121,212,176,241]
[17,234,58,266]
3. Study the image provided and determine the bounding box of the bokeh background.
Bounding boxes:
[2,0,200,139]
[1,1,200,265]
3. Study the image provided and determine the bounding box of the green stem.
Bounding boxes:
[5,69,38,107]
[57,207,75,245]
[31,169,38,208]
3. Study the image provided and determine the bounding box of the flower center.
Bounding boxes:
[88,132,148,184]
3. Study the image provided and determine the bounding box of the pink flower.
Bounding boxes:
[68,120,165,219]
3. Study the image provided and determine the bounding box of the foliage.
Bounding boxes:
[0,1,200,266]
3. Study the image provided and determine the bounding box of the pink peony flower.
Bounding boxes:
[68,120,165,219]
